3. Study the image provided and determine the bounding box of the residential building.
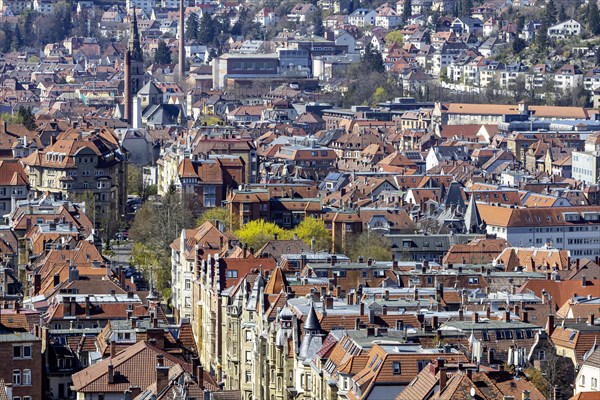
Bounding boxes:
[21,128,128,223]
[572,133,600,185]
[478,203,600,260]
[547,19,581,40]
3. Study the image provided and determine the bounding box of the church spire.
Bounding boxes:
[129,7,143,62]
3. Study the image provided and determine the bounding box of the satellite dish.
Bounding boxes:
[470,387,476,397]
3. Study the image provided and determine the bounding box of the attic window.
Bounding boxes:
[392,361,400,375]
[568,331,576,342]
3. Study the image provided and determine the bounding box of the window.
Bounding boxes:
[226,270,238,278]
[184,279,191,290]
[13,345,32,359]
[392,361,401,375]
[592,377,597,390]
[23,397,31,400]
[245,371,251,383]
[580,375,585,387]
[246,351,252,363]
[22,369,31,386]
[538,350,546,360]
[468,277,479,284]
[245,330,252,341]
[204,185,216,208]
[13,369,20,385]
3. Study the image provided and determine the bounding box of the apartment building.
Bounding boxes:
[478,204,600,260]
[21,128,127,222]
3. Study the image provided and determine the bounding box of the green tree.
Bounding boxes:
[362,42,385,73]
[312,7,324,37]
[198,13,215,44]
[558,4,567,22]
[536,22,550,50]
[292,217,331,252]
[129,191,201,299]
[402,0,412,21]
[17,106,36,130]
[588,1,600,34]
[512,37,526,54]
[234,219,291,251]
[384,30,404,45]
[186,13,199,40]
[347,232,392,262]
[154,40,172,64]
[544,0,558,25]
[1,22,12,53]
[11,24,23,51]
[197,207,234,231]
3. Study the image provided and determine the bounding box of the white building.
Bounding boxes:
[575,347,600,395]
[547,19,581,40]
[572,133,600,185]
[126,0,155,15]
[478,204,600,260]
[347,8,376,27]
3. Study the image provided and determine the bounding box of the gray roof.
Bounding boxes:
[303,301,321,331]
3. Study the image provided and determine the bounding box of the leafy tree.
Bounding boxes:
[312,7,324,37]
[154,40,172,64]
[384,30,404,45]
[292,217,331,252]
[234,219,291,251]
[372,86,388,105]
[347,232,392,262]
[402,0,412,21]
[197,207,235,231]
[17,106,36,130]
[186,13,199,40]
[129,191,201,299]
[512,37,526,54]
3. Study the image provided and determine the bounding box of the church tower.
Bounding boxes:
[128,8,144,95]
[124,7,144,124]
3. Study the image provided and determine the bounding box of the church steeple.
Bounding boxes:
[128,7,143,62]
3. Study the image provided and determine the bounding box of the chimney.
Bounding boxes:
[485,306,491,319]
[546,314,555,336]
[439,368,448,391]
[325,296,334,309]
[458,309,464,321]
[521,311,529,323]
[360,302,365,316]
[582,275,587,287]
[588,313,595,326]
[178,0,185,80]
[504,310,510,322]
[514,304,520,316]
[355,317,361,330]
[85,295,91,318]
[108,362,115,384]
[124,50,132,124]
[156,354,169,394]
[384,290,389,301]
[472,312,479,323]
[382,305,388,315]
[131,317,137,329]
[110,340,116,358]
[347,293,354,305]
[197,365,204,390]
[432,315,439,329]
